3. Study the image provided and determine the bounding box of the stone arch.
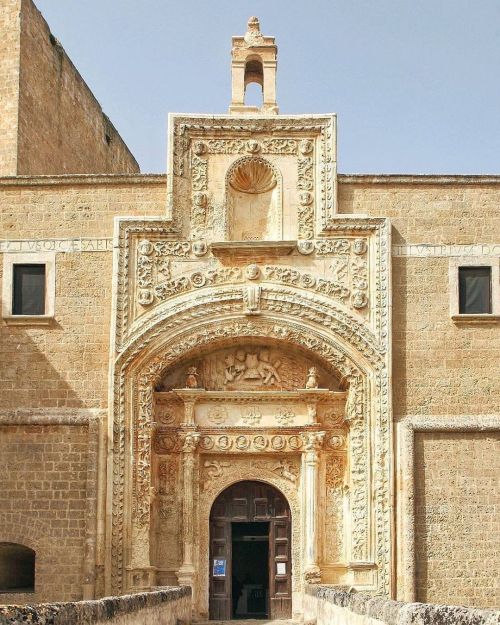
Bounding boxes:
[225,155,283,240]
[202,475,298,618]
[108,301,390,598]
[0,542,35,593]
[0,513,54,602]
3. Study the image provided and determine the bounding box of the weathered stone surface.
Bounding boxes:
[0,0,138,175]
[306,586,500,625]
[0,587,191,625]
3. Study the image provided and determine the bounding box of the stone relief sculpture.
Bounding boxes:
[109,107,391,604]
[157,345,339,392]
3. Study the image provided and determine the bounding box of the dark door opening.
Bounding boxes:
[209,480,291,620]
[231,522,269,618]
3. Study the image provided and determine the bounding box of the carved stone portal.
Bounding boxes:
[109,100,390,620]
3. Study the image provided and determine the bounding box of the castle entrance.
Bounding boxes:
[209,481,291,620]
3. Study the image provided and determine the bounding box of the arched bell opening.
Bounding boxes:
[243,55,264,108]
[209,480,292,620]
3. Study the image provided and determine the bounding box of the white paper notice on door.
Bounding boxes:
[276,562,286,575]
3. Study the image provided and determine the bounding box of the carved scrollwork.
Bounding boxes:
[263,265,350,302]
[297,153,315,240]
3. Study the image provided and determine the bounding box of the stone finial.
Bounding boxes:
[244,16,263,45]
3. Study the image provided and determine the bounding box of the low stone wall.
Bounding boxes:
[305,585,500,625]
[0,586,191,625]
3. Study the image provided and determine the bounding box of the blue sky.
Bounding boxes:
[35,0,500,174]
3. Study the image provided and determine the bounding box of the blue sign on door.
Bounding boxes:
[213,558,226,577]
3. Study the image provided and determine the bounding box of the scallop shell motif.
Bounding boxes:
[229,158,277,194]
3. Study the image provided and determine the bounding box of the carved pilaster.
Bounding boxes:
[178,431,200,588]
[301,431,325,583]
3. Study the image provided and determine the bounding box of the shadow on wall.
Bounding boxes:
[0,322,89,411]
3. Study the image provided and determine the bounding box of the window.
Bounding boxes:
[12,264,46,315]
[458,267,491,314]
[449,257,499,322]
[2,252,55,324]
[0,543,35,593]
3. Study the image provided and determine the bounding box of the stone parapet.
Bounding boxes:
[0,587,191,625]
[305,585,500,625]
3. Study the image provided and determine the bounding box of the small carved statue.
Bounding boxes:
[185,366,199,389]
[305,366,319,389]
[234,350,246,380]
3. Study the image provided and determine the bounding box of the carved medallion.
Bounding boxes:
[207,406,228,425]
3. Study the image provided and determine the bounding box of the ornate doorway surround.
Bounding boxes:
[106,115,392,617]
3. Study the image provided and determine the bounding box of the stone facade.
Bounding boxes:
[0,8,499,618]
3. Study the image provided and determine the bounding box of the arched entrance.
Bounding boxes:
[209,480,292,620]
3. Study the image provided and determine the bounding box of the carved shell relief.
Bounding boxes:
[228,157,277,194]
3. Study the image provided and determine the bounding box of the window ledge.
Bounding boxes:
[3,315,54,326]
[452,314,500,324]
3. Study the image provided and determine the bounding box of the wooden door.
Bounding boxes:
[269,493,292,619]
[209,500,232,619]
[209,481,292,620]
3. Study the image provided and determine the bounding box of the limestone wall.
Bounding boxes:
[0,587,191,624]
[0,421,97,603]
[0,0,21,176]
[339,178,500,419]
[0,176,165,411]
[0,0,139,176]
[17,0,139,175]
[0,174,499,606]
[304,585,500,625]
[414,431,500,609]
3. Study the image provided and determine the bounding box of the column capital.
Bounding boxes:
[181,431,200,453]
[301,430,326,453]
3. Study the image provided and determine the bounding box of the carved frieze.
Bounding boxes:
[153,430,343,454]
[324,454,346,563]
[134,236,369,319]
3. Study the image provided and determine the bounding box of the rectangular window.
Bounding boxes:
[458,266,491,314]
[12,264,46,315]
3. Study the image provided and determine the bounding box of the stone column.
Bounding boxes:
[177,431,200,588]
[301,431,325,584]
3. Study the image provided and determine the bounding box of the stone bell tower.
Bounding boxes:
[229,16,279,115]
